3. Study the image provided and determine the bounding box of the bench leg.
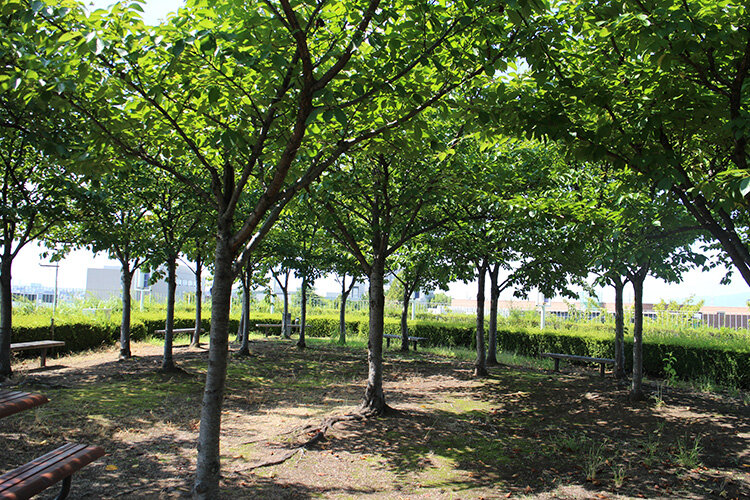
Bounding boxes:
[54,475,72,500]
[412,341,417,351]
[386,337,391,348]
[599,363,605,377]
[554,358,560,372]
[40,348,48,367]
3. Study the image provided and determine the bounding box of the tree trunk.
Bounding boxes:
[474,260,488,377]
[192,254,202,347]
[297,276,307,349]
[237,270,251,356]
[400,286,410,352]
[161,256,177,371]
[487,263,500,366]
[362,258,388,414]
[630,269,647,401]
[613,275,626,379]
[338,277,349,345]
[194,232,234,499]
[281,278,290,338]
[119,264,133,360]
[0,256,13,380]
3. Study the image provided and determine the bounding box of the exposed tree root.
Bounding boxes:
[246,412,370,470]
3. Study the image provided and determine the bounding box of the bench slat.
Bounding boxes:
[0,443,104,499]
[541,353,614,364]
[0,390,48,419]
[10,341,65,352]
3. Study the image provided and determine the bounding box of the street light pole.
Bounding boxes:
[40,262,59,338]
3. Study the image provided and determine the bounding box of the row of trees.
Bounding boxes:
[1,1,746,498]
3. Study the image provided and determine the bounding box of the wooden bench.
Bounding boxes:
[384,334,427,351]
[541,352,615,377]
[254,323,302,337]
[153,328,204,336]
[0,390,49,419]
[0,442,105,500]
[10,341,65,368]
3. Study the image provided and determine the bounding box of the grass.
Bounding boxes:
[3,336,749,499]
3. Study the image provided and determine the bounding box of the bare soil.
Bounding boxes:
[1,337,748,499]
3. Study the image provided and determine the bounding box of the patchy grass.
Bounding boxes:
[2,336,748,499]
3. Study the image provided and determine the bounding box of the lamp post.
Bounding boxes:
[40,262,59,337]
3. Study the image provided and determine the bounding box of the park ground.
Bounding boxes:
[1,336,748,499]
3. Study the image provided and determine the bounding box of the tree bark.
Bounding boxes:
[194,232,234,499]
[192,254,203,347]
[629,267,647,401]
[119,263,133,360]
[338,277,349,345]
[362,258,388,414]
[487,263,500,366]
[400,286,410,352]
[0,255,13,379]
[612,275,626,379]
[297,276,307,349]
[474,260,488,377]
[237,269,251,356]
[161,256,177,371]
[281,272,291,338]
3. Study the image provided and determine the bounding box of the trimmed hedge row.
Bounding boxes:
[11,313,749,388]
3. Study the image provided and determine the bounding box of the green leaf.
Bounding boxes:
[208,86,220,105]
[739,178,750,197]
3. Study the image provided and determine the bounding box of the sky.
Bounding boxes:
[42,1,746,308]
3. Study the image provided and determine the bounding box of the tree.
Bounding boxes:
[70,171,154,361]
[16,0,534,494]
[0,5,83,378]
[182,226,215,347]
[138,168,204,372]
[388,235,454,351]
[329,248,363,345]
[312,127,462,413]
[500,0,750,289]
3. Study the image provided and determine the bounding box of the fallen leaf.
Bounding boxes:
[524,486,532,494]
[105,465,118,471]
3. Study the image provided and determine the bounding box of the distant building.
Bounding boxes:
[85,264,208,302]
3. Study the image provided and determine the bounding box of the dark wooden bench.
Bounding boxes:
[153,328,204,336]
[541,352,615,377]
[0,442,105,500]
[254,323,303,337]
[10,341,65,368]
[0,390,49,419]
[384,334,427,351]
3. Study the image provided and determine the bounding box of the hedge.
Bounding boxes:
[10,313,749,388]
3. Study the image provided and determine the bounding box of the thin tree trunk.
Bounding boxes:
[237,268,251,356]
[362,258,388,414]
[338,277,349,344]
[297,277,307,349]
[281,278,290,338]
[119,264,133,360]
[194,233,234,499]
[0,256,13,379]
[487,263,500,366]
[400,286,410,352]
[474,260,488,377]
[161,256,177,371]
[192,254,202,347]
[630,268,647,400]
[613,275,626,379]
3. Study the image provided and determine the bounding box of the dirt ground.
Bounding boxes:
[1,338,748,499]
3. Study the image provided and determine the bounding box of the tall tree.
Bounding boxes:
[15,0,535,494]
[0,58,79,376]
[388,235,454,351]
[312,128,462,413]
[71,171,154,361]
[500,0,750,288]
[139,168,203,372]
